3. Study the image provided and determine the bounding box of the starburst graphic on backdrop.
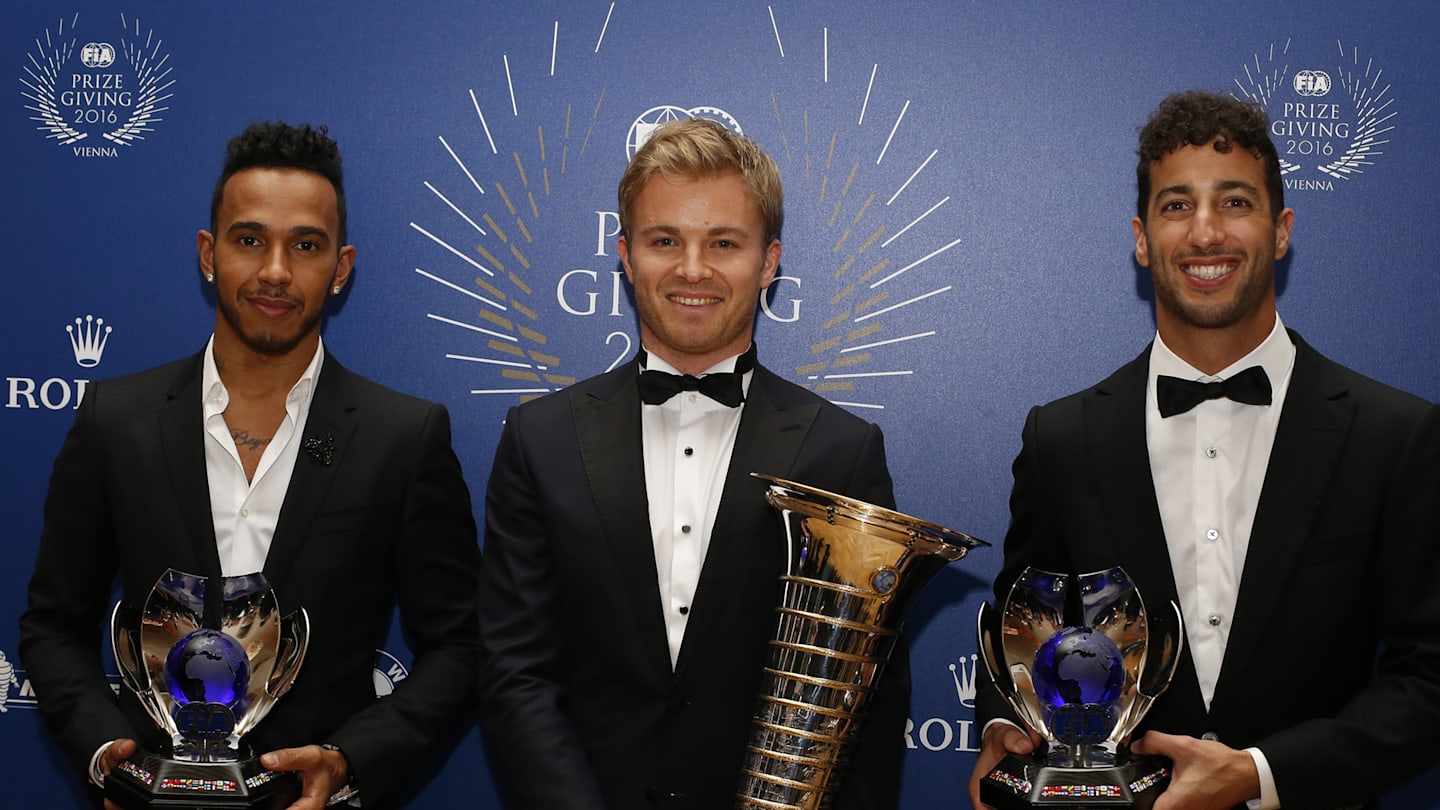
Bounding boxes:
[408,3,963,411]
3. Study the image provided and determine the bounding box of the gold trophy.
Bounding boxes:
[736,474,988,809]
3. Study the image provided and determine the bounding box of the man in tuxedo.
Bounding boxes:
[477,118,908,809]
[968,91,1440,809]
[20,122,481,809]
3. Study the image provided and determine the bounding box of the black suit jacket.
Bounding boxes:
[477,359,909,810]
[977,330,1440,809]
[19,350,481,805]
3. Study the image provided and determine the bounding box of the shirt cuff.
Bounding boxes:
[89,740,113,787]
[1243,746,1280,810]
[980,717,1026,737]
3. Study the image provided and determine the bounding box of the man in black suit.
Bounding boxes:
[477,118,908,809]
[20,122,481,809]
[968,91,1440,809]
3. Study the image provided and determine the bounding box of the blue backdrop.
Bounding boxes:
[5,1,1438,806]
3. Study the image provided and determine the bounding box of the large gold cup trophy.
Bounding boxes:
[737,475,988,810]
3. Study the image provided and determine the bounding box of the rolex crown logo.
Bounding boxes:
[67,315,112,368]
[951,653,979,709]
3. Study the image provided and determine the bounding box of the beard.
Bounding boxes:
[1151,249,1274,331]
[216,278,323,356]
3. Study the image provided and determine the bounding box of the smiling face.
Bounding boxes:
[198,167,354,359]
[616,171,781,375]
[1132,141,1294,367]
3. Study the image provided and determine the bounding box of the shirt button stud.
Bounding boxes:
[1205,446,1218,459]
[1205,528,1219,541]
[1208,614,1222,627]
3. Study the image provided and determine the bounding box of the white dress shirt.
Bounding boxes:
[202,335,324,576]
[639,346,751,670]
[1146,315,1295,810]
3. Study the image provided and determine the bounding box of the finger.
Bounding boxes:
[261,746,316,773]
[101,738,137,773]
[1131,730,1170,756]
[999,725,1037,755]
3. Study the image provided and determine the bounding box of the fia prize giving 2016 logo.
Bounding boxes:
[1233,38,1397,192]
[20,12,175,157]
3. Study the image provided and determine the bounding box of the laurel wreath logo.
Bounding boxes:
[20,13,174,150]
[1233,38,1394,181]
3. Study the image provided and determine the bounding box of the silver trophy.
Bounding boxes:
[977,567,1183,808]
[736,474,988,810]
[106,569,309,809]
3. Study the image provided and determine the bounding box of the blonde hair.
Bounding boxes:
[618,118,783,244]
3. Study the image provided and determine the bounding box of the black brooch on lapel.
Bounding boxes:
[302,434,335,466]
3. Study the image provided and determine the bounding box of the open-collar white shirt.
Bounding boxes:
[201,335,325,577]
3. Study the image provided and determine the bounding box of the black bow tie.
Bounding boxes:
[636,344,756,408]
[1156,365,1272,418]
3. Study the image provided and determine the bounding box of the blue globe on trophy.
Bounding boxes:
[165,629,252,706]
[1032,626,1125,710]
[1032,626,1126,749]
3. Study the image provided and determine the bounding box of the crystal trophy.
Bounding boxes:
[106,569,308,808]
[977,567,1183,808]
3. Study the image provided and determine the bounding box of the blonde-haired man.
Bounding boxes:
[478,119,909,809]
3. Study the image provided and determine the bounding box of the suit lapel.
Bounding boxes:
[1086,350,1208,720]
[1086,351,1182,604]
[263,354,355,595]
[573,363,673,676]
[675,368,820,676]
[1215,335,1353,699]
[157,353,224,583]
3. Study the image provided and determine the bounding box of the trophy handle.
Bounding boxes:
[221,574,283,727]
[232,608,309,738]
[110,602,180,739]
[976,602,1050,739]
[1108,600,1184,745]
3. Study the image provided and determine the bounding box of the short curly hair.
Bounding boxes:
[618,118,783,244]
[1136,90,1283,222]
[209,121,348,242]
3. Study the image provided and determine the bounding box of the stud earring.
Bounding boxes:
[205,273,215,283]
[332,285,341,295]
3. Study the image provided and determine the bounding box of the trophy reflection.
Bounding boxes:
[106,569,308,809]
[977,567,1182,808]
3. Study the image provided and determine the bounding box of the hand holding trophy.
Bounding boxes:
[105,569,308,809]
[977,567,1183,808]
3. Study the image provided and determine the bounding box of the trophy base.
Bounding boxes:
[104,749,301,809]
[980,753,1171,808]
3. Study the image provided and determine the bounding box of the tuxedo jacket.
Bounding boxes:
[977,330,1440,809]
[19,350,481,805]
[477,359,909,810]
